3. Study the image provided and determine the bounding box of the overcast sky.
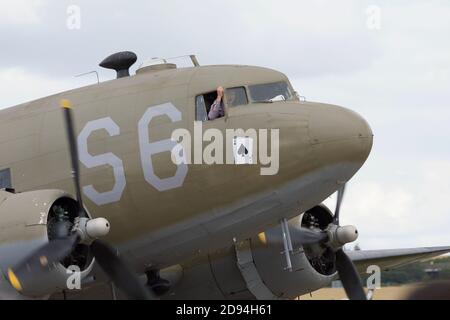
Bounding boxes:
[1,0,449,250]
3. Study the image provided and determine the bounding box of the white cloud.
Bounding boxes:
[0,0,381,77]
[324,158,450,249]
[0,67,83,109]
[0,0,45,26]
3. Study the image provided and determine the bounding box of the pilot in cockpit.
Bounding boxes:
[208,86,225,120]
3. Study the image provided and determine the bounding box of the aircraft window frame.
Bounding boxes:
[0,168,12,189]
[225,87,249,108]
[195,95,209,122]
[248,81,294,103]
[195,91,226,122]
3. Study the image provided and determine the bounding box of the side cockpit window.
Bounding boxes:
[195,87,249,122]
[196,88,228,121]
[0,168,12,189]
[195,95,208,122]
[225,87,248,107]
[196,91,222,121]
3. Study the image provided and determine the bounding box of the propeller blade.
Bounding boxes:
[335,249,366,300]
[60,99,84,212]
[91,240,154,300]
[334,184,346,225]
[58,100,151,300]
[293,227,328,245]
[7,234,79,292]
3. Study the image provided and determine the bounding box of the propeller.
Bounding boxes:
[333,184,346,225]
[332,184,366,300]
[291,226,328,245]
[7,99,153,300]
[335,248,366,300]
[295,183,367,300]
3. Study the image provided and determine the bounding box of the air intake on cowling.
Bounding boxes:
[99,51,137,79]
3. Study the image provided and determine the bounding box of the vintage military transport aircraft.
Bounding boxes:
[0,52,448,300]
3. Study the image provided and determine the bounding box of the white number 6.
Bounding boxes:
[138,103,187,191]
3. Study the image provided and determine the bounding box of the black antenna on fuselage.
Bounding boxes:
[99,51,137,79]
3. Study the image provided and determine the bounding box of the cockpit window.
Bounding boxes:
[249,81,293,102]
[196,90,225,121]
[226,87,248,107]
[195,95,208,122]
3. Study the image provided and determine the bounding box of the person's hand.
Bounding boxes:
[217,86,224,99]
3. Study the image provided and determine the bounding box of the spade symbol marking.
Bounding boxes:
[238,144,249,156]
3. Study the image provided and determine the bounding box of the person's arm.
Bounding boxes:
[208,99,222,120]
[208,87,224,120]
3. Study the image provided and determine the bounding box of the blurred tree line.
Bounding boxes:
[373,256,450,285]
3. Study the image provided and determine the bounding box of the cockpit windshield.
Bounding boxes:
[249,81,293,103]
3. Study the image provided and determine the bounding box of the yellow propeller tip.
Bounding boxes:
[60,99,72,109]
[7,269,23,292]
[258,232,267,245]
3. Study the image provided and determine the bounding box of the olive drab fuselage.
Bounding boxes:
[0,64,373,270]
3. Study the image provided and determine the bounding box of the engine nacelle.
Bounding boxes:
[163,206,337,300]
[0,190,94,299]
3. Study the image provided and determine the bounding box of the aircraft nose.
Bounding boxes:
[308,103,373,168]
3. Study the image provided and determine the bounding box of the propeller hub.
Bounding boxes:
[336,225,358,244]
[325,224,359,251]
[73,217,111,244]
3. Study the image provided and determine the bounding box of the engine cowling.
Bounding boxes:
[0,189,94,299]
[162,206,338,300]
